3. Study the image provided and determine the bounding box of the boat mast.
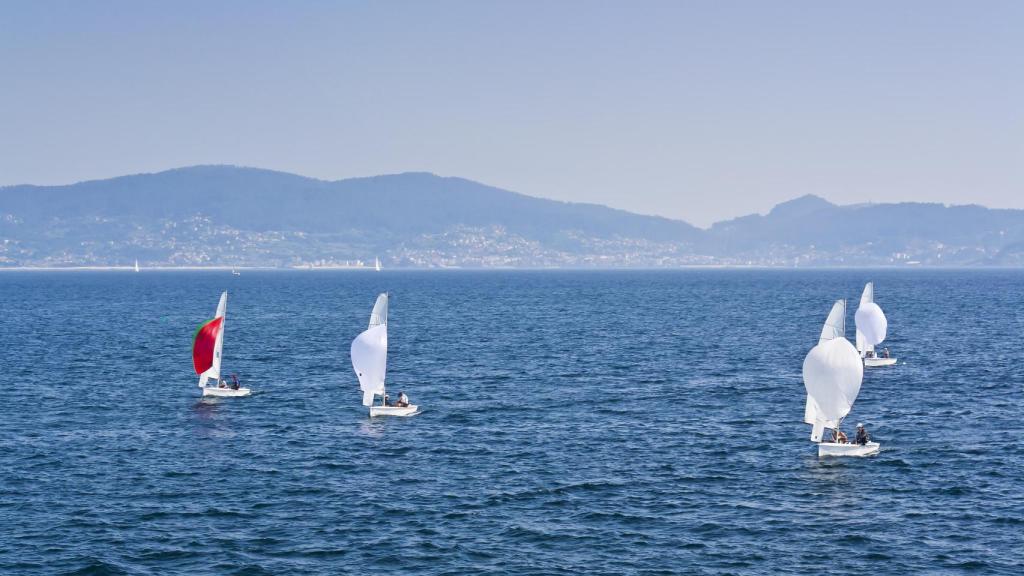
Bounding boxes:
[381,292,388,405]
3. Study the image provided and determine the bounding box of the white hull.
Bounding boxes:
[369,404,418,417]
[202,386,252,397]
[864,357,897,367]
[818,441,879,457]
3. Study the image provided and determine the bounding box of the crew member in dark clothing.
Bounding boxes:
[856,423,870,445]
[231,373,240,390]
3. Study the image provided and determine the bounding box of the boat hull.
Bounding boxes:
[202,386,252,397]
[818,441,879,457]
[370,404,418,417]
[864,357,897,367]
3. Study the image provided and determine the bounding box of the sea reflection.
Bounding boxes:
[191,397,237,439]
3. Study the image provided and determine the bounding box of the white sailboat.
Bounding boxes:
[803,299,879,457]
[374,257,382,272]
[351,293,418,416]
[134,259,140,273]
[855,282,897,367]
[192,291,251,397]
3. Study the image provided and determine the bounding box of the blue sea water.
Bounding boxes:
[1,269,1022,575]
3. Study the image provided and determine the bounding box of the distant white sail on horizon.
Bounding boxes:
[803,299,863,440]
[134,259,140,273]
[855,282,888,356]
[352,293,389,407]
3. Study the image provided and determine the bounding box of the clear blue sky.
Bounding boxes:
[1,1,1021,226]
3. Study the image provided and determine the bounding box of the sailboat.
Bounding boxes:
[803,299,879,457]
[855,282,897,367]
[231,268,241,276]
[351,293,418,416]
[374,257,382,272]
[134,260,140,273]
[192,291,251,397]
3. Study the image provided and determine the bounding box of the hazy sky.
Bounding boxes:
[1,1,1021,226]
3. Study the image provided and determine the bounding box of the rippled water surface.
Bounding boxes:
[1,270,1022,575]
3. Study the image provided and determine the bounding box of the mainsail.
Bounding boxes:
[368,292,388,329]
[194,291,228,387]
[803,299,864,441]
[352,293,389,406]
[819,299,846,344]
[854,282,888,356]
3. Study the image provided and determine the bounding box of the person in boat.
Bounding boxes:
[218,379,227,388]
[397,391,410,407]
[384,393,391,406]
[856,423,870,445]
[865,350,875,358]
[231,373,240,390]
[882,348,890,358]
[832,429,848,444]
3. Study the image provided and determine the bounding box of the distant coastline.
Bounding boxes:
[3,165,1024,267]
[0,265,376,272]
[3,263,1020,272]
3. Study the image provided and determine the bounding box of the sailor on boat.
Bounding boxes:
[231,373,240,390]
[397,391,410,407]
[856,423,870,445]
[832,429,848,444]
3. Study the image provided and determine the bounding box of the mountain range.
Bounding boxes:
[2,165,1023,267]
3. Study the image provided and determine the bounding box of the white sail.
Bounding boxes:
[199,291,228,387]
[805,299,847,427]
[861,281,874,305]
[803,337,864,436]
[804,395,823,426]
[374,257,382,272]
[855,283,870,354]
[368,293,388,329]
[353,293,389,406]
[804,299,863,439]
[134,259,140,272]
[855,282,887,355]
[818,299,846,344]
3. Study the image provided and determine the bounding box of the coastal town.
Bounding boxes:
[2,214,1018,268]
